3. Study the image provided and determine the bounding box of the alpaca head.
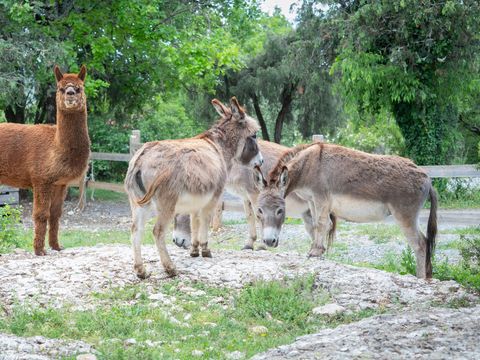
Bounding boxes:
[54,65,87,113]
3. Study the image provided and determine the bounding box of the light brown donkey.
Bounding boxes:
[0,65,90,255]
[124,97,262,278]
[253,142,438,279]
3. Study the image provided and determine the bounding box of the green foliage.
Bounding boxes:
[434,178,480,209]
[0,278,377,359]
[328,0,480,164]
[0,205,27,253]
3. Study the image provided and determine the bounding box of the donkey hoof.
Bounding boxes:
[242,245,254,250]
[136,271,150,279]
[34,249,47,256]
[190,250,200,257]
[201,249,212,258]
[165,267,178,277]
[308,248,325,258]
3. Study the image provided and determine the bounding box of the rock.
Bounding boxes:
[77,355,97,360]
[312,303,346,316]
[226,350,246,359]
[192,349,204,357]
[123,338,137,346]
[249,325,268,335]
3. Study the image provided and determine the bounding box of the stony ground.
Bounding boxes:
[0,198,479,359]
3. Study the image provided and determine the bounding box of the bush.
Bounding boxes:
[0,205,25,253]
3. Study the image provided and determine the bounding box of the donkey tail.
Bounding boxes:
[326,213,337,250]
[136,170,171,206]
[425,185,438,278]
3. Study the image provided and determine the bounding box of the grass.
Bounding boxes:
[0,276,379,359]
[353,224,403,244]
[69,188,128,202]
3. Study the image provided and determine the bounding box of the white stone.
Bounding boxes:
[312,303,346,316]
[192,349,204,357]
[249,325,268,335]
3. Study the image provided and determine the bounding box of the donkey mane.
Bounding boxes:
[268,142,321,184]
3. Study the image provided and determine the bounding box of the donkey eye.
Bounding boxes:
[276,208,284,216]
[251,133,257,139]
[257,208,263,215]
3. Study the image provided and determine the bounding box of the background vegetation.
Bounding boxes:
[1,0,479,176]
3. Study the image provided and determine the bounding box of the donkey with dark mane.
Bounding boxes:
[124,97,261,278]
[172,140,336,250]
[253,142,437,279]
[0,65,90,255]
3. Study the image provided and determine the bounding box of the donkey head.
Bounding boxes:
[172,214,191,249]
[211,97,263,167]
[253,165,289,247]
[54,65,87,113]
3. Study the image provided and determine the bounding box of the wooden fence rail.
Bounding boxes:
[2,130,479,207]
[80,130,480,195]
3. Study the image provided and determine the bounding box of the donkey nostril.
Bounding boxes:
[173,238,176,243]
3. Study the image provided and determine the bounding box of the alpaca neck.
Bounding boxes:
[54,109,90,154]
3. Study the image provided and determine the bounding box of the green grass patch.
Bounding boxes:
[69,188,128,202]
[352,224,403,244]
[0,277,379,359]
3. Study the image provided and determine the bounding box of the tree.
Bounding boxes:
[329,0,480,164]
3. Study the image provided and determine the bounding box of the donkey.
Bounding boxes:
[124,97,262,278]
[0,65,90,255]
[172,140,334,250]
[253,142,438,279]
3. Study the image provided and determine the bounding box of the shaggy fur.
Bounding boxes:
[124,97,261,278]
[172,140,337,251]
[0,65,90,255]
[255,143,437,279]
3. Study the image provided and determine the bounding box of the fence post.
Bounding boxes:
[312,134,325,143]
[129,130,141,156]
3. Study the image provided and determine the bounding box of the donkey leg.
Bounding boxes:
[308,202,331,258]
[153,210,176,277]
[48,185,67,251]
[32,184,53,256]
[130,203,151,279]
[211,199,223,232]
[396,214,428,279]
[301,209,315,241]
[199,198,220,258]
[190,212,201,257]
[242,199,258,250]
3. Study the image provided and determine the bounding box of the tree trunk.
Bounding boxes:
[274,83,295,144]
[4,104,25,124]
[251,92,270,141]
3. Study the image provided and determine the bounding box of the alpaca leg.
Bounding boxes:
[190,212,201,257]
[32,184,53,256]
[153,211,176,277]
[48,185,67,251]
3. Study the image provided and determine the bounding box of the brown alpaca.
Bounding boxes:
[0,65,90,255]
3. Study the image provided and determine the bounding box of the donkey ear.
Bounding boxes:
[211,99,230,117]
[230,96,245,122]
[54,65,63,82]
[78,65,87,82]
[278,166,289,196]
[253,165,266,191]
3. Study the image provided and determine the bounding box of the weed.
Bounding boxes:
[0,205,28,253]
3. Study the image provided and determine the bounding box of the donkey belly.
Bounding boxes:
[175,192,215,214]
[331,195,390,223]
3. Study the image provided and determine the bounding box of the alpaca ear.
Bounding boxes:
[54,65,63,82]
[278,166,289,197]
[78,65,87,82]
[253,165,266,191]
[211,99,230,117]
[230,96,245,123]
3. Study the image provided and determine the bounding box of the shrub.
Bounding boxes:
[0,205,25,253]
